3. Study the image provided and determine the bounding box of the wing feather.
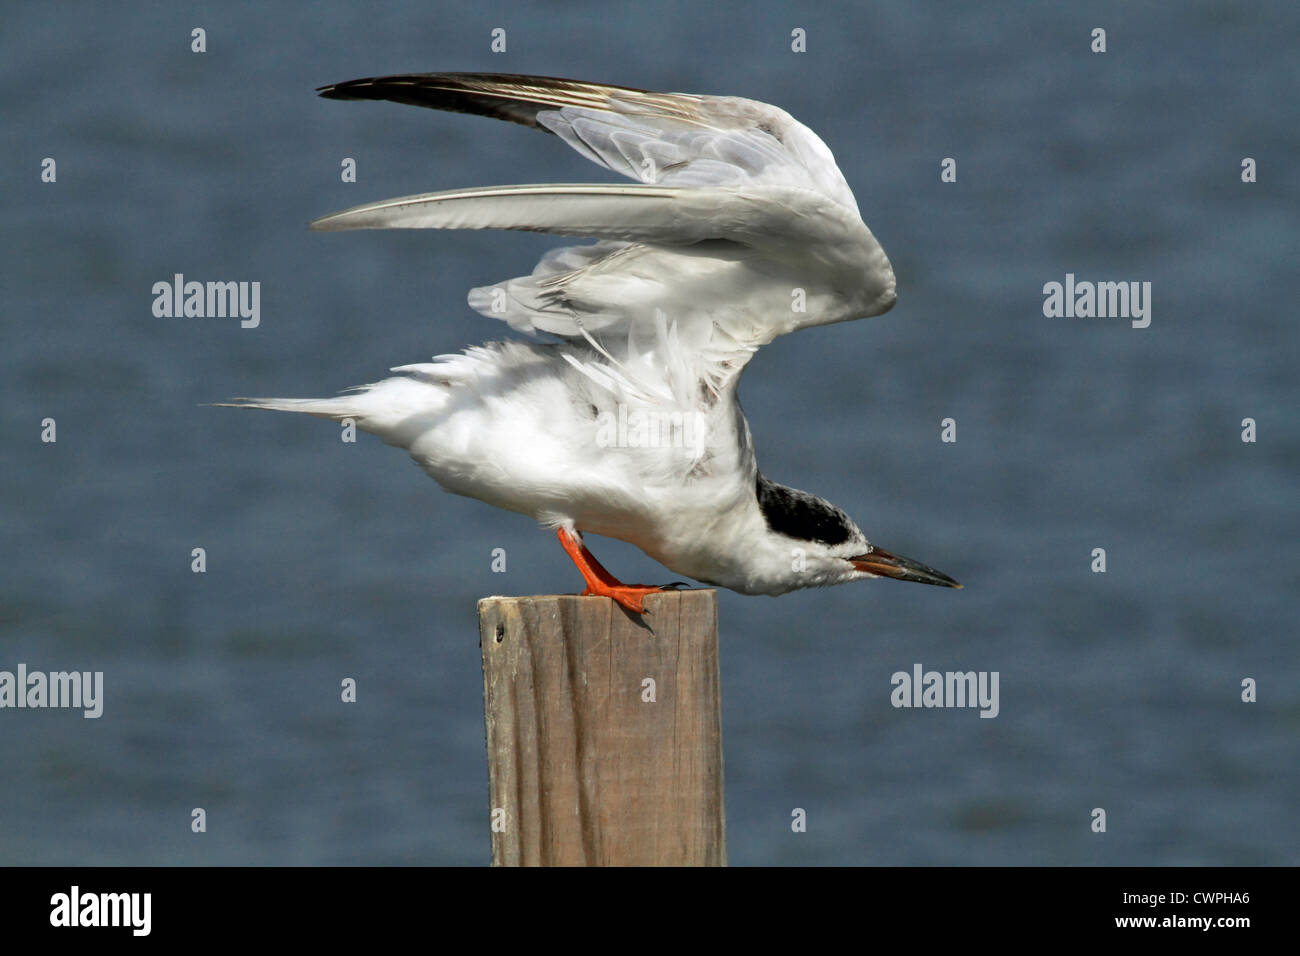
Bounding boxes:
[312,73,896,399]
[317,72,859,210]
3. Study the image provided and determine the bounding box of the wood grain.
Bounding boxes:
[478,590,725,866]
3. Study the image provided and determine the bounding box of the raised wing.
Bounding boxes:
[312,73,896,401]
[318,72,861,211]
[310,181,841,251]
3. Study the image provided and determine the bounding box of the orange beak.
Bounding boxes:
[851,546,962,589]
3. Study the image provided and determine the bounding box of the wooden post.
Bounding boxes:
[478,590,725,866]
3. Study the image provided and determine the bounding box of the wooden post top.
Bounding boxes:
[478,590,725,866]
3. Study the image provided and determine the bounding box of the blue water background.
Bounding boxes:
[1,1,1296,864]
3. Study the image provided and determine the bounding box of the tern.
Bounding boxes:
[222,73,960,612]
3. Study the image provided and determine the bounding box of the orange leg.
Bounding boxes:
[555,527,665,614]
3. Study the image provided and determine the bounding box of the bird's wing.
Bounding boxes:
[312,73,896,401]
[317,72,860,210]
[311,182,818,249]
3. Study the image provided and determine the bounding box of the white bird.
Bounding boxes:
[222,73,960,612]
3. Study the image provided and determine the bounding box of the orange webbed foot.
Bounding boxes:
[579,581,666,615]
[557,527,670,615]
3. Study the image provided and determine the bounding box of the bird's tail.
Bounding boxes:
[213,374,450,447]
[213,394,364,421]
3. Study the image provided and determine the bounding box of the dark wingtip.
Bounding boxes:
[316,82,357,100]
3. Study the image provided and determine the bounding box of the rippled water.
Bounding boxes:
[2,1,1296,864]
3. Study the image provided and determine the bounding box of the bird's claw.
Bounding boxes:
[580,584,659,614]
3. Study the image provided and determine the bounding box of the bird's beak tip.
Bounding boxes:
[852,546,961,589]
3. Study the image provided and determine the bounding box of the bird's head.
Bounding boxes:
[756,475,961,591]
